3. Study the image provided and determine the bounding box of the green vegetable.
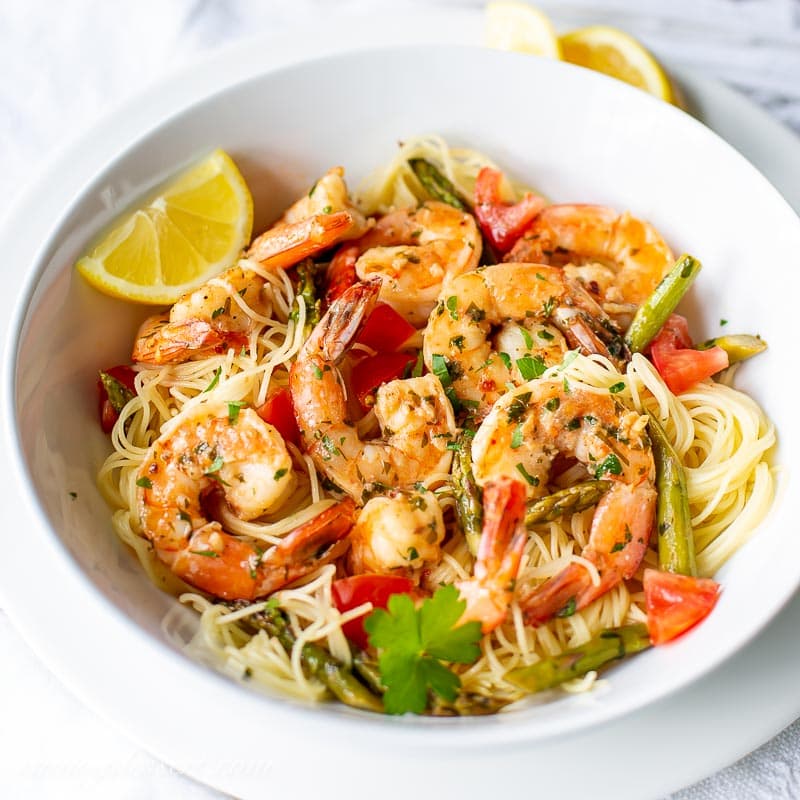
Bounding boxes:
[290,260,321,335]
[364,585,482,714]
[505,623,651,693]
[230,602,384,713]
[648,414,697,576]
[451,433,483,556]
[624,254,702,353]
[408,158,468,211]
[524,480,611,527]
[696,334,767,364]
[99,371,135,414]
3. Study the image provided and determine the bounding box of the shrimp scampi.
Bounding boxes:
[423,263,629,419]
[136,402,355,599]
[327,201,481,326]
[290,278,458,501]
[471,379,656,625]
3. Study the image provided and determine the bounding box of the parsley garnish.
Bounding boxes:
[205,456,224,475]
[510,424,524,449]
[446,296,459,320]
[609,381,626,394]
[516,355,546,381]
[520,327,534,350]
[364,585,482,714]
[204,366,222,393]
[498,352,512,370]
[537,329,555,341]
[545,397,560,412]
[313,365,323,380]
[274,468,288,481]
[322,205,332,214]
[227,400,247,424]
[595,453,622,477]
[136,477,153,489]
[515,463,539,486]
[506,392,531,423]
[720,318,728,326]
[556,597,577,618]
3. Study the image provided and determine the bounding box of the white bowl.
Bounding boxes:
[4,44,800,783]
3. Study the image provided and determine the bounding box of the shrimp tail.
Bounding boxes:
[254,497,357,596]
[458,477,527,634]
[325,243,359,306]
[131,315,247,365]
[248,211,354,270]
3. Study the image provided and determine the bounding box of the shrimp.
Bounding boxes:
[470,379,656,626]
[347,489,445,575]
[505,205,674,315]
[269,166,368,239]
[137,401,356,599]
[326,201,482,326]
[457,477,527,634]
[132,211,353,365]
[290,278,458,502]
[422,263,629,419]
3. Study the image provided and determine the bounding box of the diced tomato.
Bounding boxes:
[97,364,137,433]
[332,574,415,649]
[473,166,546,254]
[355,302,416,353]
[649,314,729,395]
[256,387,301,446]
[643,568,721,645]
[350,351,417,412]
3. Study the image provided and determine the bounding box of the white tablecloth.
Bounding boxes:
[2,1,799,798]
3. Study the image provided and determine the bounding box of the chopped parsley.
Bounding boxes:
[720,318,728,326]
[274,468,288,481]
[136,477,153,489]
[510,424,524,449]
[555,597,577,618]
[227,400,248,424]
[203,366,222,393]
[545,397,560,412]
[446,296,459,320]
[498,352,512,370]
[506,391,531,423]
[205,456,224,475]
[515,463,539,486]
[516,355,546,381]
[609,381,626,394]
[594,453,623,477]
[537,329,555,341]
[520,327,534,350]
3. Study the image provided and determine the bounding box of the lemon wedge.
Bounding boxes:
[559,25,673,102]
[486,1,562,58]
[76,149,253,304]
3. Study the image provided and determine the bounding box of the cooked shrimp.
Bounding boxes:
[348,489,445,575]
[137,401,355,599]
[422,263,629,419]
[271,166,368,239]
[470,379,656,625]
[457,477,527,634]
[133,212,352,365]
[290,279,457,502]
[505,205,674,312]
[326,201,481,326]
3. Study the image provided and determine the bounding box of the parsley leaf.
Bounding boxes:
[364,585,482,715]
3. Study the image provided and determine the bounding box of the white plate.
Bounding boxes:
[1,9,799,799]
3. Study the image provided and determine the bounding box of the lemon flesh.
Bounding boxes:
[76,149,253,305]
[560,25,673,102]
[486,1,562,58]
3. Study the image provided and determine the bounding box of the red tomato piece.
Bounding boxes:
[473,166,546,254]
[332,574,414,649]
[650,314,729,395]
[97,364,137,433]
[355,302,416,352]
[255,387,301,446]
[350,351,417,412]
[643,568,721,645]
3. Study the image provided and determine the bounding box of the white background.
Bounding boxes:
[2,1,799,798]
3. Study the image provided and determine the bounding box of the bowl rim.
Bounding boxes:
[3,42,800,754]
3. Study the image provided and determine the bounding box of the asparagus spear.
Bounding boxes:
[99,371,135,413]
[525,480,611,527]
[696,333,767,364]
[407,158,499,265]
[624,254,702,354]
[230,601,384,713]
[408,158,468,211]
[505,623,651,693]
[648,414,697,576]
[290,259,321,334]
[452,433,484,556]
